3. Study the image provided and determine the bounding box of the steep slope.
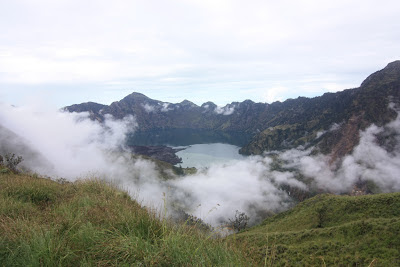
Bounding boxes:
[241,61,400,157]
[0,125,54,172]
[65,61,400,158]
[0,172,249,266]
[234,193,400,266]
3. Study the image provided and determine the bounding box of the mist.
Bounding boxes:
[0,102,399,228]
[279,110,400,193]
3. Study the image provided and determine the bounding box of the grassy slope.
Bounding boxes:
[0,172,249,266]
[234,193,400,266]
[2,168,400,266]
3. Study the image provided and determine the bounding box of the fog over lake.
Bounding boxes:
[175,143,246,169]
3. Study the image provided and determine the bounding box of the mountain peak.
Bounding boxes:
[201,101,217,108]
[180,100,198,107]
[123,92,149,100]
[386,60,400,68]
[360,60,400,89]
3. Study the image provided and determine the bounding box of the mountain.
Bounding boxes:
[65,102,107,121]
[241,61,400,159]
[65,92,280,135]
[65,61,400,159]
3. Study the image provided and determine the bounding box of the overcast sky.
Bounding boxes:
[0,0,399,107]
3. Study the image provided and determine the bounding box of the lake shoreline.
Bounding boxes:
[174,143,246,168]
[128,145,185,165]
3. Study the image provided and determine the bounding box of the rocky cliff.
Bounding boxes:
[241,61,400,158]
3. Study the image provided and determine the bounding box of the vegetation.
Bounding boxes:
[2,155,400,265]
[234,193,400,266]
[226,210,250,232]
[0,153,23,173]
[0,171,250,266]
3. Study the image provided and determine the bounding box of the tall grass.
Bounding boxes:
[234,193,400,266]
[0,172,251,266]
[3,168,399,266]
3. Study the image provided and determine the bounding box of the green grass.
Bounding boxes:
[2,167,400,266]
[234,193,400,266]
[0,172,250,266]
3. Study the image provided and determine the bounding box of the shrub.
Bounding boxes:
[227,210,250,232]
[1,153,23,173]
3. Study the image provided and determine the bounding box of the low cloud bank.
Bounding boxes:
[0,103,170,207]
[169,157,304,225]
[279,111,400,193]
[0,104,136,180]
[0,103,399,227]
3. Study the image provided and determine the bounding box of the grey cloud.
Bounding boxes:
[2,1,399,107]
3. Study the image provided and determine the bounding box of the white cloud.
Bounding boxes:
[214,105,235,115]
[160,103,173,112]
[142,103,156,113]
[279,112,400,193]
[263,86,289,103]
[170,157,303,225]
[316,122,342,139]
[315,131,324,139]
[0,103,137,179]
